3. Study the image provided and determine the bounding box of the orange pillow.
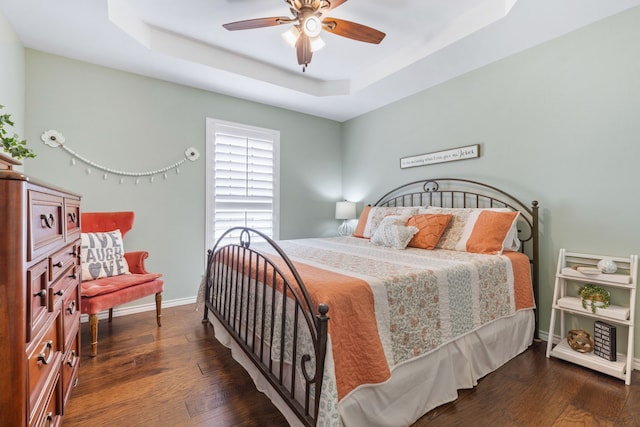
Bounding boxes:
[466,211,519,254]
[406,214,452,249]
[353,205,372,238]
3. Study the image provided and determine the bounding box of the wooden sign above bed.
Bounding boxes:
[400,144,480,169]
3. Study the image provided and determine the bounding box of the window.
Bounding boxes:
[206,118,280,250]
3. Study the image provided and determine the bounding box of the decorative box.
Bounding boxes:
[594,320,616,361]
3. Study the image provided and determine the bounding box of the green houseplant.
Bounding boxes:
[0,105,36,160]
[579,284,610,313]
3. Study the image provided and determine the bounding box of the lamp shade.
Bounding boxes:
[335,201,357,220]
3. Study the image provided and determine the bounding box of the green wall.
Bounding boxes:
[341,7,640,354]
[23,50,342,305]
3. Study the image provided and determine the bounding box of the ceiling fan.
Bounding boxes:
[222,0,386,72]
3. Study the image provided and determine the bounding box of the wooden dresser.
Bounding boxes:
[1,156,82,426]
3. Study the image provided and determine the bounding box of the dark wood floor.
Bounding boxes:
[64,304,640,426]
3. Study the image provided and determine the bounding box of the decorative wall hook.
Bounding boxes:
[41,130,199,183]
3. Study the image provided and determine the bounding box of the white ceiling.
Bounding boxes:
[2,0,640,122]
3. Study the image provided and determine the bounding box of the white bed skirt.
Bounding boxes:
[209,309,535,427]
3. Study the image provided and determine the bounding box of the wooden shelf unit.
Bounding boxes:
[546,249,638,385]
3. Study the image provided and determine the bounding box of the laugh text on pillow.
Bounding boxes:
[80,230,130,281]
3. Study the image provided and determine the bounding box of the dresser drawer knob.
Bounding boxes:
[67,300,76,315]
[37,340,54,365]
[33,289,47,298]
[66,350,77,368]
[40,214,56,229]
[68,212,77,224]
[55,289,64,297]
[53,261,63,268]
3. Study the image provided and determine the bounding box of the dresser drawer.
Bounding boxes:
[49,243,78,283]
[64,198,81,242]
[60,275,80,346]
[27,259,50,342]
[49,263,76,311]
[29,190,63,261]
[28,313,62,423]
[30,371,62,427]
[61,331,80,407]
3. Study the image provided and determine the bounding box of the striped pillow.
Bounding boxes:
[422,207,520,254]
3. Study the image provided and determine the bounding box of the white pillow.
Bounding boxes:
[370,215,419,249]
[360,206,419,238]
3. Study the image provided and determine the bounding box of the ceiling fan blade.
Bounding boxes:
[323,18,385,44]
[326,0,348,11]
[223,17,292,31]
[296,32,313,66]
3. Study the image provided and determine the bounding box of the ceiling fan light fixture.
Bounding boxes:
[282,26,300,48]
[310,36,325,52]
[302,15,322,37]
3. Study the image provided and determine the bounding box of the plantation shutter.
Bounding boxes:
[206,119,280,249]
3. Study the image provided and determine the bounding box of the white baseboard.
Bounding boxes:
[540,329,640,372]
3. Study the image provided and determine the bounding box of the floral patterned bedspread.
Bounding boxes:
[253,236,535,425]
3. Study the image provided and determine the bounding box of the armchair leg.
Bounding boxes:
[89,314,99,357]
[108,308,113,323]
[155,293,162,327]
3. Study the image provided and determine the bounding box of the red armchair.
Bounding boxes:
[80,211,163,356]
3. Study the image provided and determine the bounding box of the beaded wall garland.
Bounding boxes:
[41,130,199,184]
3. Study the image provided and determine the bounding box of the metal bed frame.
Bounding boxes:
[202,178,539,426]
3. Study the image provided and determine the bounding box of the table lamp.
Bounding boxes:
[335,201,357,236]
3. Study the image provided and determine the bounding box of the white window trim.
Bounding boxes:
[205,118,280,254]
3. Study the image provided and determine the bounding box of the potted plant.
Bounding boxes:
[1,105,36,160]
[579,284,610,313]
